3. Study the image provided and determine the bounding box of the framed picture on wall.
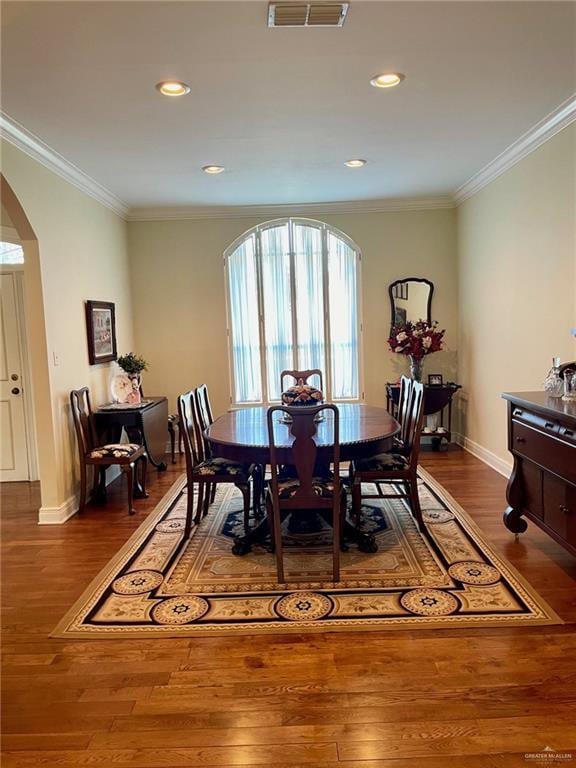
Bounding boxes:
[394,307,407,326]
[85,300,117,365]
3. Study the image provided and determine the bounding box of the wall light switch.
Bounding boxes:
[53,351,60,366]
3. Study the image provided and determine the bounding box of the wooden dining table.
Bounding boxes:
[205,403,400,554]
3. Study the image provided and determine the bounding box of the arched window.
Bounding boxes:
[225,218,362,404]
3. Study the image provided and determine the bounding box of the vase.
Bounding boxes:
[126,373,142,404]
[409,356,423,382]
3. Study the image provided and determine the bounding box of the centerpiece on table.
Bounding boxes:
[111,353,149,404]
[280,379,324,422]
[387,320,445,382]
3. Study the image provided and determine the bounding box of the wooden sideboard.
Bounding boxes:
[502,391,576,556]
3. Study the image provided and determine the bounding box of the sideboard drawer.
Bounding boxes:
[543,474,576,547]
[512,420,576,484]
[512,407,560,434]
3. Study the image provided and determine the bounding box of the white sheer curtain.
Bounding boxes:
[261,224,293,401]
[293,223,325,388]
[227,220,360,404]
[228,236,262,403]
[328,232,359,399]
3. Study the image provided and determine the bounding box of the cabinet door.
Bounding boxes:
[520,461,543,520]
[543,474,576,545]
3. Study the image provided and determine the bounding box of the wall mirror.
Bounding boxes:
[389,277,433,328]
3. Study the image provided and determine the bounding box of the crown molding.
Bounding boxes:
[454,94,576,205]
[127,196,455,221]
[0,112,130,219]
[3,92,574,219]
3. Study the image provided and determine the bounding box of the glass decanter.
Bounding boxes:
[562,369,576,401]
[543,357,564,398]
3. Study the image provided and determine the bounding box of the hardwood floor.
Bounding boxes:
[2,447,576,767]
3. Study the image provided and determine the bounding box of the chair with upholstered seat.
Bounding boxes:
[266,403,346,583]
[178,389,261,540]
[280,369,324,395]
[70,387,148,516]
[349,380,425,531]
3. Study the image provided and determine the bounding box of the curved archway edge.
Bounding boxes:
[1,173,59,515]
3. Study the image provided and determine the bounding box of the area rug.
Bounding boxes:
[54,468,561,637]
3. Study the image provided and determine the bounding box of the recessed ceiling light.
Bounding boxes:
[370,73,405,89]
[156,81,191,97]
[345,159,366,168]
[202,165,225,174]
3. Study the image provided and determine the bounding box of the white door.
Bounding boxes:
[0,273,29,481]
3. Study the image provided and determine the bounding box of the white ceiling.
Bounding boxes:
[1,1,575,208]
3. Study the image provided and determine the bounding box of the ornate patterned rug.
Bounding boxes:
[54,468,561,637]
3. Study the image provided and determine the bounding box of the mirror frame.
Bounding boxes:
[389,277,434,328]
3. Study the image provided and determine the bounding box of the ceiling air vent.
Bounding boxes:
[268,3,349,27]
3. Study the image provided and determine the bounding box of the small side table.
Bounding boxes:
[95,397,169,470]
[386,382,461,450]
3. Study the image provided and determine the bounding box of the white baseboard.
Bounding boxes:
[454,432,512,478]
[38,494,78,525]
[37,466,123,524]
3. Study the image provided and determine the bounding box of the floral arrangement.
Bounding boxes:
[388,320,445,360]
[117,353,148,375]
[281,380,323,406]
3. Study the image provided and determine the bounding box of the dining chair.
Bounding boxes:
[70,387,148,516]
[280,369,324,394]
[266,403,346,583]
[349,381,426,531]
[177,390,261,539]
[193,384,217,510]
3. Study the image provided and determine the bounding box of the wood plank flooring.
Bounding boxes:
[2,447,576,767]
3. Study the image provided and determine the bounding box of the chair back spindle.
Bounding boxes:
[403,381,425,463]
[70,387,98,456]
[194,384,214,455]
[397,375,416,450]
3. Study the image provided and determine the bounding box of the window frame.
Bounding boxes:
[224,217,364,406]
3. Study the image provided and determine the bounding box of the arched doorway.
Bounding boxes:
[1,174,57,515]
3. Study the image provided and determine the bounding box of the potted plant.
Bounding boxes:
[116,353,149,404]
[387,320,445,381]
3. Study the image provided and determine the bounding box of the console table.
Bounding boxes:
[502,391,576,556]
[95,397,169,471]
[386,382,460,449]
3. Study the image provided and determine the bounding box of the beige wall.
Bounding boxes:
[1,140,133,510]
[128,209,457,418]
[457,123,576,467]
